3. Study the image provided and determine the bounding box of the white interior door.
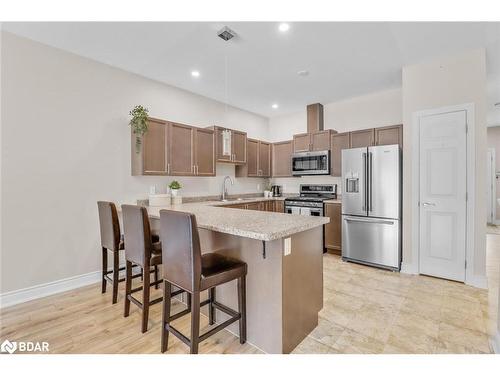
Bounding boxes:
[419,110,467,282]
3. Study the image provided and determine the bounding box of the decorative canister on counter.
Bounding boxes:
[171,195,183,205]
[149,194,171,207]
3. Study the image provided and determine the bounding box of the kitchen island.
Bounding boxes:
[142,199,329,354]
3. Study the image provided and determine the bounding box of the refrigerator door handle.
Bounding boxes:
[345,217,395,225]
[362,152,367,211]
[368,151,373,212]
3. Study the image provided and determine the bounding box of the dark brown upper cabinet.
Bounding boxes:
[131,117,169,176]
[272,140,293,177]
[236,138,271,178]
[374,124,402,147]
[193,128,215,176]
[350,128,375,148]
[169,122,195,176]
[293,130,333,153]
[330,132,350,177]
[212,126,247,164]
[258,141,271,177]
[132,118,214,176]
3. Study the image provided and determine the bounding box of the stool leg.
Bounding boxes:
[161,281,172,353]
[142,265,151,333]
[124,261,132,317]
[208,287,216,325]
[154,265,159,289]
[190,291,200,354]
[112,250,119,304]
[101,247,108,294]
[237,275,247,344]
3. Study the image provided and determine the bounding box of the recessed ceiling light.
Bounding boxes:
[191,70,200,77]
[272,104,279,109]
[278,23,290,32]
[297,70,309,77]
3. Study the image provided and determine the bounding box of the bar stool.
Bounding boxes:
[122,204,167,333]
[159,209,247,354]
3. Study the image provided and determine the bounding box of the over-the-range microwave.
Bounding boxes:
[291,150,330,176]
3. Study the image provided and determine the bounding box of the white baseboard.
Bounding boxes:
[491,331,500,354]
[466,274,488,289]
[400,261,418,275]
[0,270,101,309]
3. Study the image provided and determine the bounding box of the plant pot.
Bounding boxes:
[171,189,179,197]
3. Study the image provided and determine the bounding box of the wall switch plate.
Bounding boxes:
[149,185,156,194]
[257,184,261,190]
[284,237,291,256]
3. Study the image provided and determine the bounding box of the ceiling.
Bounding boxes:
[3,22,500,122]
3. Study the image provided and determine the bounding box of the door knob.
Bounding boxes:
[421,202,436,207]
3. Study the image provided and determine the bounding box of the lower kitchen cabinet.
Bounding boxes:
[274,200,284,213]
[324,202,342,255]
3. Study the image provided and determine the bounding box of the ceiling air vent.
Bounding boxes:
[217,26,236,41]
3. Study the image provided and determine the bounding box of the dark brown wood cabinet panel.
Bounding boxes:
[311,130,332,151]
[194,128,215,176]
[331,132,350,177]
[169,122,195,176]
[132,118,168,176]
[324,203,342,254]
[258,141,271,177]
[350,129,375,148]
[272,140,293,177]
[214,127,232,162]
[374,124,402,146]
[232,130,247,163]
[274,200,284,213]
[213,126,247,163]
[246,139,259,177]
[293,133,311,153]
[245,202,262,211]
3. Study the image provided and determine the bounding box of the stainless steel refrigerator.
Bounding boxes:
[341,144,401,270]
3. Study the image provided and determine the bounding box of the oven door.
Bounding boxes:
[292,151,330,175]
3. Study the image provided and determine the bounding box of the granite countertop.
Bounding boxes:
[323,199,342,204]
[144,199,329,241]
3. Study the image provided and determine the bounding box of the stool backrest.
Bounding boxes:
[122,204,153,266]
[159,210,202,292]
[97,201,121,251]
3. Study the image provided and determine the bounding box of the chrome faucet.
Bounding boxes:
[221,176,234,201]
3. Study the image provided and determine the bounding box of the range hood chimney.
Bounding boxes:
[307,103,324,133]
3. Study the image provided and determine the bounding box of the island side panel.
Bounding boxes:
[282,226,324,353]
[198,229,284,354]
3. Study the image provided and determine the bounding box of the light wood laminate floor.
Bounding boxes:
[1,235,498,354]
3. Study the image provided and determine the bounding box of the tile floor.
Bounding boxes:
[1,232,499,354]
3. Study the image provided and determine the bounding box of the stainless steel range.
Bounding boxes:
[284,184,337,216]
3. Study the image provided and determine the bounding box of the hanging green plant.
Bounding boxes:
[129,105,150,153]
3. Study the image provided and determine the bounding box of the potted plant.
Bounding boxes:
[169,180,182,196]
[129,105,150,153]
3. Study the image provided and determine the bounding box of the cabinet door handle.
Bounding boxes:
[167,163,170,174]
[196,165,199,175]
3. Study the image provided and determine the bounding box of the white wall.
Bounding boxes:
[402,49,487,284]
[268,88,402,193]
[0,32,270,293]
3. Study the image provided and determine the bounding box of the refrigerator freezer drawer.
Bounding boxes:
[342,216,400,270]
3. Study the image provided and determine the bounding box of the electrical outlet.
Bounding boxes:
[149,185,156,195]
[284,237,291,256]
[257,184,261,190]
